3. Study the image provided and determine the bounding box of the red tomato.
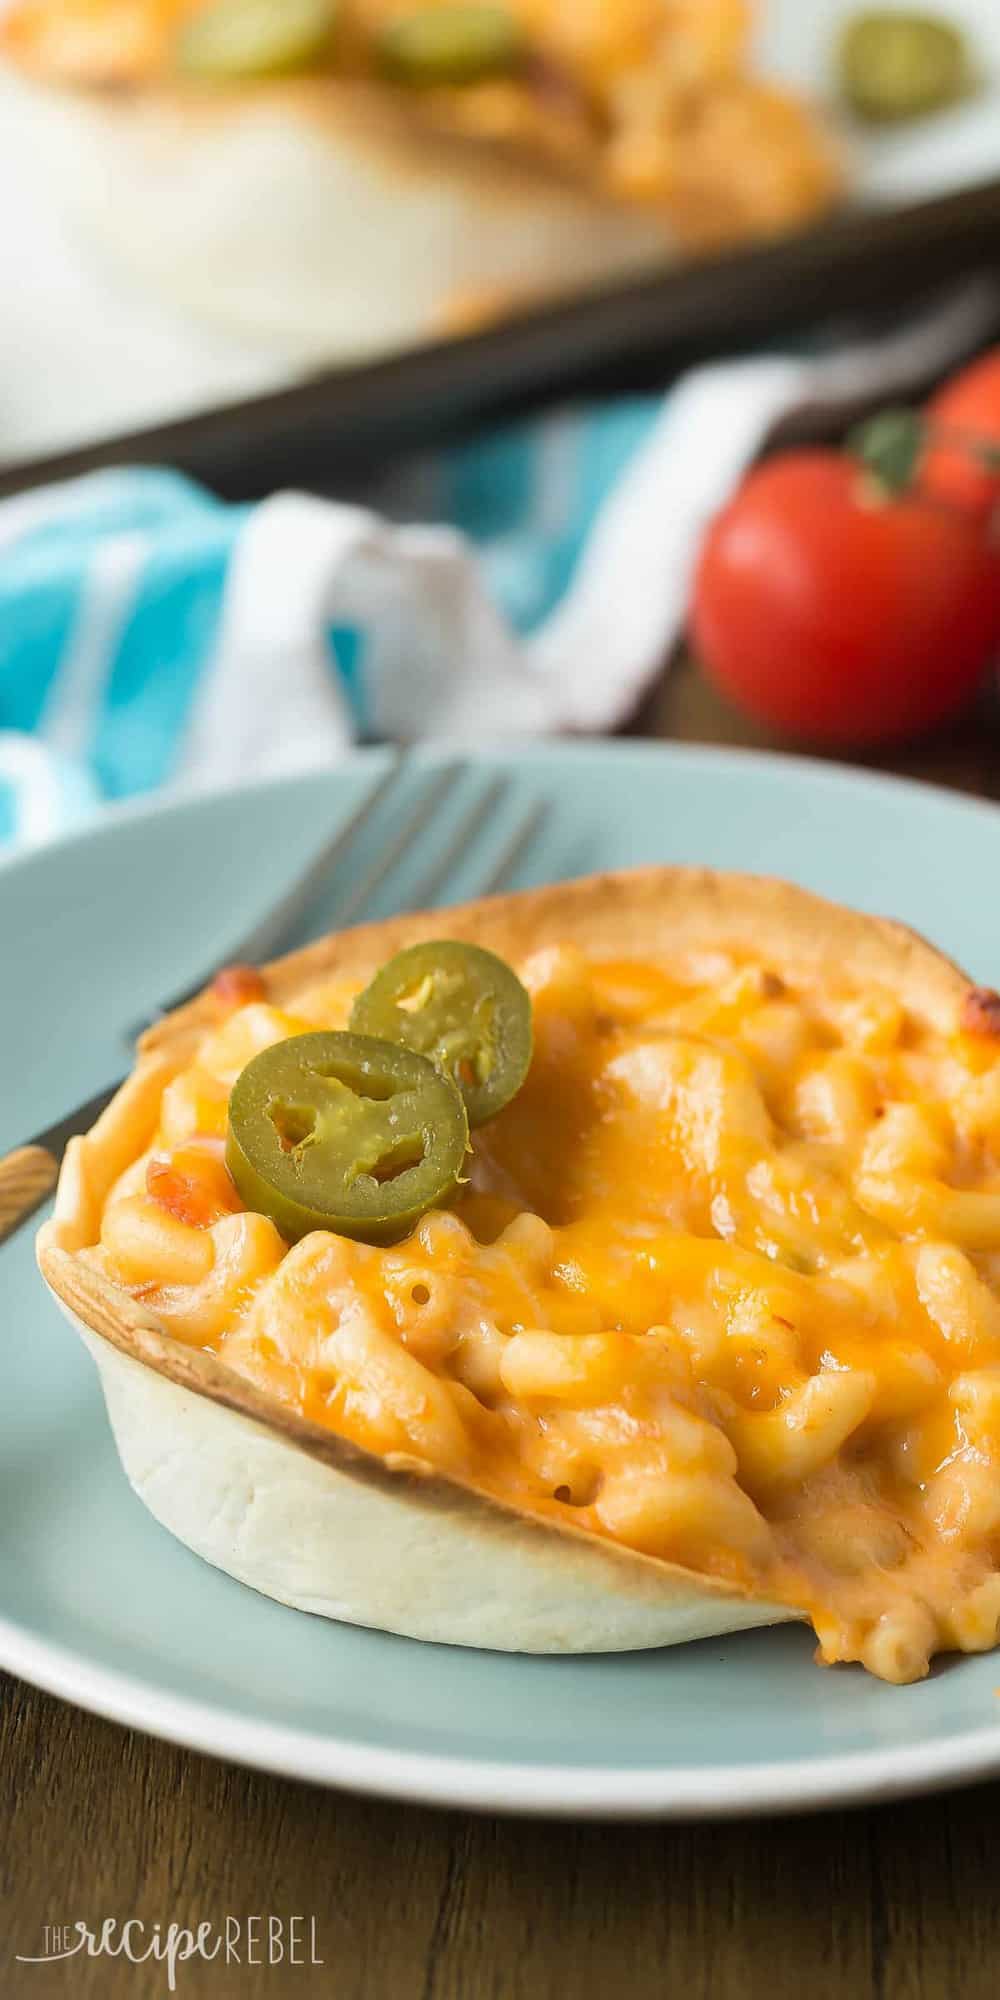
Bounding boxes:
[920,348,1000,521]
[691,450,1000,744]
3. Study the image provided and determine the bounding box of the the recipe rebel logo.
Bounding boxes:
[14,1915,324,1988]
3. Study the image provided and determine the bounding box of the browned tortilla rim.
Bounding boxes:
[139,865,974,1059]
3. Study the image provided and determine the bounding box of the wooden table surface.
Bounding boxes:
[4,662,1000,2000]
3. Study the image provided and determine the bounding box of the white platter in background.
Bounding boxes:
[1,0,1000,471]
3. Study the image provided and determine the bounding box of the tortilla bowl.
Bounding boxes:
[36,866,978,1655]
[1,69,670,361]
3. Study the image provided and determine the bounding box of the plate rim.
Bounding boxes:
[5,734,1000,882]
[7,738,1000,1820]
[6,1611,1000,1820]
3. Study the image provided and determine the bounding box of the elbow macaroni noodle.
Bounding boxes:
[85,940,1000,1682]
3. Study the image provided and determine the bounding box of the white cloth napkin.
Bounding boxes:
[2,276,999,847]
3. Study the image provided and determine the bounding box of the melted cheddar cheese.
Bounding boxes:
[87,941,1000,1683]
[2,0,840,244]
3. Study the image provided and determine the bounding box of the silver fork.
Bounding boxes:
[0,757,548,1247]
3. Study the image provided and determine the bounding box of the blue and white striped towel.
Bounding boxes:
[3,279,999,850]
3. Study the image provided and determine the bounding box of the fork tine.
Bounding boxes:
[129,756,545,1045]
[477,798,549,897]
[129,748,407,1034]
[334,763,463,928]
[404,774,509,912]
[223,746,408,965]
[18,760,553,1256]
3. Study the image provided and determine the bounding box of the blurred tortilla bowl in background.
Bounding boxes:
[0,0,842,362]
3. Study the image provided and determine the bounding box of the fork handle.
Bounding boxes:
[0,1144,60,1247]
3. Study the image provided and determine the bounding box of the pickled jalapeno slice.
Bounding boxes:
[178,0,340,80]
[376,6,522,88]
[226,1030,468,1245]
[350,940,532,1128]
[838,11,969,123]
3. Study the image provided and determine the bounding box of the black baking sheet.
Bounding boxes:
[3,176,1000,502]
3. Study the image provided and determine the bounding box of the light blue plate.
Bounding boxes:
[6,741,1000,1820]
